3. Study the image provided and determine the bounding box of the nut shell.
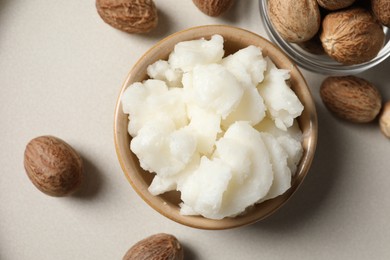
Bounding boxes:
[371,0,390,27]
[379,101,390,138]
[320,76,382,123]
[320,8,385,65]
[192,0,234,17]
[24,136,83,197]
[316,0,356,10]
[123,233,184,260]
[268,0,321,43]
[96,0,158,34]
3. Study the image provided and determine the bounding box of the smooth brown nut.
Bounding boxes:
[192,0,234,17]
[316,0,355,10]
[24,136,83,197]
[320,8,385,65]
[371,0,390,27]
[96,0,158,34]
[268,0,321,43]
[123,233,184,260]
[380,101,390,138]
[320,76,382,123]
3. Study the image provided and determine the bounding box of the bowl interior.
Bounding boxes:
[114,25,318,229]
[259,0,390,74]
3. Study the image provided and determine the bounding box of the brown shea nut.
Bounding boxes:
[24,136,83,197]
[123,233,184,260]
[192,0,234,17]
[379,101,390,138]
[316,0,356,10]
[268,0,321,43]
[371,0,390,27]
[320,76,382,123]
[96,0,158,34]
[320,8,385,65]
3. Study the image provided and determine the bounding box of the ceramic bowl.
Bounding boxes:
[114,25,318,230]
[259,0,390,75]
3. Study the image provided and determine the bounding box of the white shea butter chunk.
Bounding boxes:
[214,137,252,184]
[121,79,187,136]
[148,175,176,196]
[222,45,267,88]
[130,119,197,177]
[222,87,266,129]
[148,154,200,196]
[179,203,199,216]
[255,117,303,174]
[254,116,302,142]
[259,133,291,201]
[215,122,273,218]
[187,106,221,155]
[181,122,274,219]
[147,60,183,88]
[180,157,233,219]
[257,59,304,131]
[277,135,303,175]
[191,63,243,119]
[168,35,224,72]
[220,46,267,128]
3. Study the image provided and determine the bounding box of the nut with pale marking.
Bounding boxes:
[320,75,382,123]
[380,101,390,138]
[268,0,321,43]
[320,8,385,65]
[24,135,83,197]
[96,0,158,34]
[192,0,234,17]
[123,233,184,260]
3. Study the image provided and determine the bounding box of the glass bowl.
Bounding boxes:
[259,0,390,75]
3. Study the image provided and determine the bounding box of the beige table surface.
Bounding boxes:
[1,0,390,259]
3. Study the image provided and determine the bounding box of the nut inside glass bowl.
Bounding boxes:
[114,25,318,230]
[259,0,390,75]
